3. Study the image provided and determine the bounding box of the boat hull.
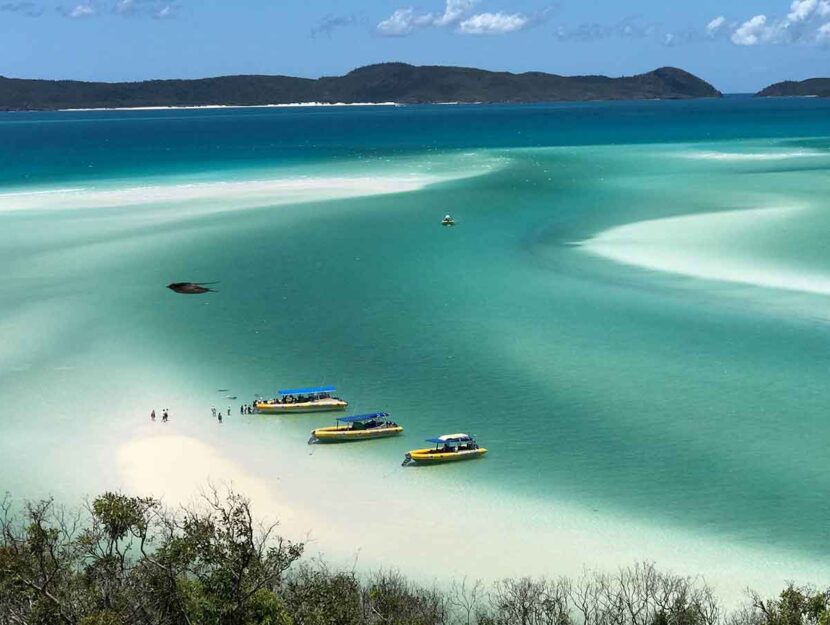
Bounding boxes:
[256,399,348,414]
[403,447,487,465]
[310,425,403,443]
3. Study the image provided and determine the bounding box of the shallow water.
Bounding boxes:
[2,98,830,594]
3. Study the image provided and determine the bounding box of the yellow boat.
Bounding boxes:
[255,386,348,414]
[402,433,487,466]
[308,412,403,444]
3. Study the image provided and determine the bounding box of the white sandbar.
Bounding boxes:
[580,206,830,296]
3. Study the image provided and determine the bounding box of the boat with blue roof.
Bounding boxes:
[401,433,486,466]
[255,386,348,414]
[308,412,403,444]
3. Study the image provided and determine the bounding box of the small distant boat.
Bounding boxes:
[441,214,456,226]
[402,433,486,466]
[255,386,348,414]
[308,412,403,444]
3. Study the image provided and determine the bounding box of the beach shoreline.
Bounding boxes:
[56,102,406,112]
[113,425,830,605]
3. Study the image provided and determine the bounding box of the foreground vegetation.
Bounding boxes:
[0,489,826,625]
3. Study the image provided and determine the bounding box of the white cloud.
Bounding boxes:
[59,0,177,19]
[788,0,818,22]
[377,7,434,36]
[457,11,529,34]
[376,9,411,35]
[727,0,830,45]
[706,15,726,35]
[377,0,529,36]
[433,0,475,26]
[731,14,771,45]
[68,2,95,17]
[818,21,830,40]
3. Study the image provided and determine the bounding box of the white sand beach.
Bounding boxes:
[59,102,403,112]
[116,428,830,603]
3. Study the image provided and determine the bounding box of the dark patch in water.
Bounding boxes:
[167,282,218,295]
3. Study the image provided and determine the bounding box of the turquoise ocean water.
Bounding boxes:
[2,97,830,588]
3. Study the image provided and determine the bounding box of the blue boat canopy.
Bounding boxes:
[337,412,389,423]
[278,385,336,396]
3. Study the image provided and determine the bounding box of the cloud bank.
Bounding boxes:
[57,0,177,19]
[711,0,830,45]
[457,12,530,34]
[377,0,536,36]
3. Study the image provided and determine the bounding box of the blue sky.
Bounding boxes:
[1,0,829,92]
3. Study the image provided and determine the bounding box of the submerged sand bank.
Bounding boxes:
[579,205,830,297]
[0,152,504,217]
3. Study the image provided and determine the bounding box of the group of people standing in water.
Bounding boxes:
[211,406,229,423]
[209,404,257,421]
[149,403,258,425]
[149,409,169,423]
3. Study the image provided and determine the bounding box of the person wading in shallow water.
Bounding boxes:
[162,410,169,423]
[150,410,156,422]
[218,413,223,424]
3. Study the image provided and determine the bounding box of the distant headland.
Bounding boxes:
[0,63,722,111]
[756,78,830,98]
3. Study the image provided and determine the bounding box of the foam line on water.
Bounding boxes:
[682,150,824,161]
[579,206,830,296]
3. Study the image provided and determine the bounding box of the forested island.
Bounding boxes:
[0,63,722,111]
[756,78,830,98]
[0,488,826,625]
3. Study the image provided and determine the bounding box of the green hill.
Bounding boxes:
[756,78,830,97]
[0,63,722,111]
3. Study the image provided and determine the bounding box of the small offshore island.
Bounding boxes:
[0,63,723,110]
[757,78,830,98]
